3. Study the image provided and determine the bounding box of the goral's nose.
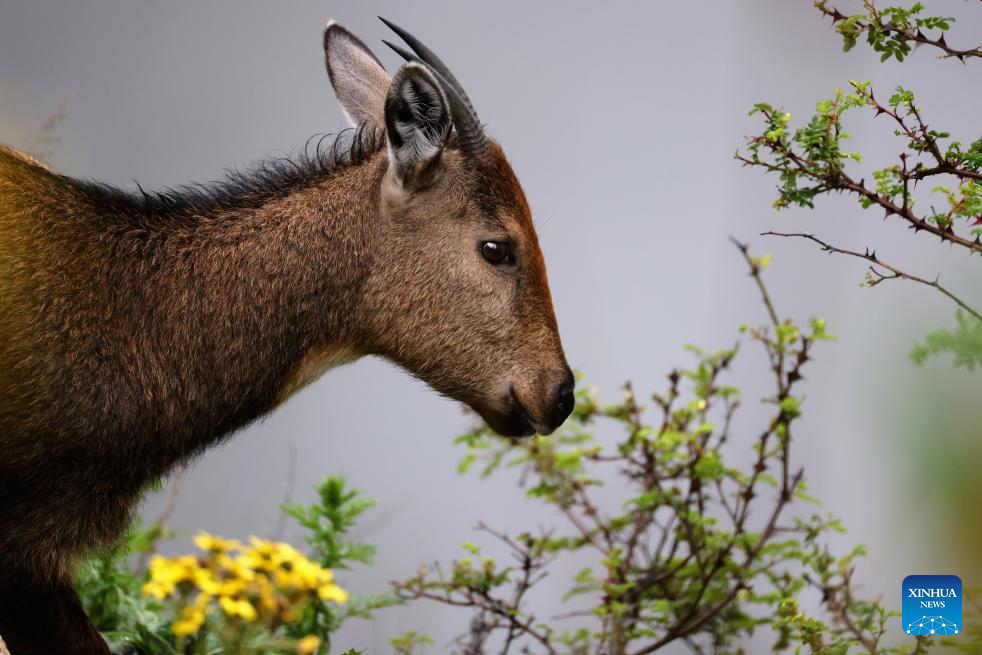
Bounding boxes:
[545,369,575,433]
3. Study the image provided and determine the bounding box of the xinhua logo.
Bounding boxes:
[902,575,962,636]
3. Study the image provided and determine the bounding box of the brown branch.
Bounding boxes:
[832,569,880,653]
[816,1,982,61]
[27,87,79,162]
[272,445,298,540]
[465,612,491,655]
[631,470,805,655]
[834,170,982,255]
[763,231,982,321]
[633,240,809,655]
[155,466,188,526]
[135,466,187,573]
[730,237,781,328]
[737,145,982,256]
[858,88,982,183]
[738,97,982,255]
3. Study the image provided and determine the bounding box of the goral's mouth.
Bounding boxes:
[479,388,536,438]
[508,387,537,436]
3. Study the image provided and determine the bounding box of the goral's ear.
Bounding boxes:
[324,21,391,129]
[384,62,451,189]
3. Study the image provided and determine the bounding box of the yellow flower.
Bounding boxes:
[249,536,277,557]
[171,604,206,637]
[271,541,302,563]
[238,537,278,572]
[221,554,258,582]
[176,555,200,571]
[144,554,198,600]
[141,580,168,601]
[193,531,241,554]
[296,559,332,589]
[317,583,348,604]
[192,568,221,596]
[297,635,321,654]
[218,578,248,597]
[219,595,258,622]
[171,618,200,637]
[141,533,346,632]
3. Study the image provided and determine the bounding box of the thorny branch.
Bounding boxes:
[737,85,982,256]
[393,241,889,654]
[764,231,982,321]
[815,0,982,61]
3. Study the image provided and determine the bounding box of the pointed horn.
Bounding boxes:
[380,17,488,157]
[378,18,477,116]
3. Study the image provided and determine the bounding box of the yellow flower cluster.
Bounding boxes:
[142,532,347,647]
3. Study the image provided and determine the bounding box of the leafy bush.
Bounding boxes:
[389,243,937,654]
[76,477,394,655]
[739,1,982,369]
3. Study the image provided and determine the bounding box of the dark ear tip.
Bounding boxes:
[324,20,345,45]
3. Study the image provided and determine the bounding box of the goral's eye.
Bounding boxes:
[480,241,514,266]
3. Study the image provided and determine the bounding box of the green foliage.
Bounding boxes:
[391,250,933,654]
[390,632,433,654]
[281,477,401,652]
[815,1,972,62]
[76,520,176,654]
[739,1,982,370]
[910,310,982,370]
[75,476,394,654]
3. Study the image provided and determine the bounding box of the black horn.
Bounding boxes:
[379,17,489,157]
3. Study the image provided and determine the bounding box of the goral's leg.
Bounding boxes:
[0,574,110,655]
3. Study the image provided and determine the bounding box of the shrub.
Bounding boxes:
[389,243,939,654]
[739,1,982,369]
[76,477,394,655]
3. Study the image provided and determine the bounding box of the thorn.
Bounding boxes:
[938,34,948,48]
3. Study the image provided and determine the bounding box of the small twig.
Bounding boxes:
[135,466,187,572]
[465,612,490,655]
[763,231,982,321]
[730,237,781,328]
[272,445,298,540]
[154,466,188,527]
[27,87,79,162]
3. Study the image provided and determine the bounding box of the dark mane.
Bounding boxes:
[72,125,384,220]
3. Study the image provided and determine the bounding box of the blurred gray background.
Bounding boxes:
[2,0,980,650]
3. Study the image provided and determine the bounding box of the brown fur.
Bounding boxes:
[0,135,568,651]
[0,21,570,653]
